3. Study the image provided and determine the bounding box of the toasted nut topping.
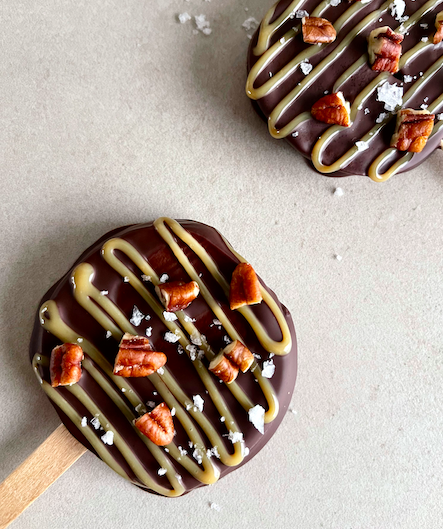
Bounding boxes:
[113,333,167,377]
[229,263,262,310]
[50,343,84,387]
[155,280,200,312]
[368,27,404,73]
[209,352,239,384]
[311,92,351,127]
[390,109,435,153]
[223,340,254,373]
[434,12,443,44]
[135,402,174,446]
[302,17,336,44]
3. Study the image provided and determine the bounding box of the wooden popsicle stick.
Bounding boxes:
[0,425,86,529]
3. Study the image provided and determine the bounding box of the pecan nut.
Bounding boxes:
[223,340,254,373]
[311,92,351,127]
[135,402,174,446]
[209,352,239,384]
[50,343,84,387]
[302,17,336,44]
[229,263,262,310]
[113,333,167,377]
[368,27,404,73]
[434,12,443,44]
[390,109,435,153]
[155,280,200,312]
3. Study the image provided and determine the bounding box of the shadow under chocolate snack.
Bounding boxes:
[246,0,443,180]
[30,218,297,496]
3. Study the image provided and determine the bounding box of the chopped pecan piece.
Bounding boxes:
[113,333,167,377]
[223,340,254,373]
[434,12,443,44]
[135,402,174,446]
[209,352,239,384]
[229,263,262,310]
[368,27,404,73]
[155,280,200,312]
[390,109,435,153]
[50,343,84,387]
[302,17,336,44]
[311,92,351,127]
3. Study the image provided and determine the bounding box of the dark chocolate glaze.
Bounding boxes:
[29,220,297,496]
[247,0,443,178]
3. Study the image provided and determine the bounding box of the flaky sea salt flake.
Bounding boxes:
[355,140,370,152]
[300,60,313,75]
[178,12,192,24]
[262,359,275,378]
[130,306,144,327]
[248,405,265,434]
[81,417,87,427]
[193,394,204,412]
[210,502,222,512]
[101,431,114,445]
[377,82,403,111]
[158,467,167,476]
[163,311,178,322]
[164,331,180,343]
[242,17,259,32]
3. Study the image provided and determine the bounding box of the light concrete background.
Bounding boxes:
[1,0,442,528]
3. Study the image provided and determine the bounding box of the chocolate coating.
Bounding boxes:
[247,0,443,178]
[29,220,297,495]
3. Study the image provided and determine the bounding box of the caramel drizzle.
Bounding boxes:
[246,0,443,180]
[34,218,292,496]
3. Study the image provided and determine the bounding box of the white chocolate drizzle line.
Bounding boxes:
[37,304,217,495]
[247,0,443,179]
[247,0,367,100]
[101,234,279,423]
[312,55,443,176]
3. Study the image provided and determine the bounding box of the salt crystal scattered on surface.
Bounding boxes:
[178,446,187,456]
[105,330,112,339]
[101,431,114,445]
[437,114,443,121]
[157,367,164,375]
[77,338,83,343]
[135,403,145,413]
[145,327,152,337]
[141,274,151,282]
[248,405,265,434]
[220,416,225,422]
[295,9,309,17]
[330,0,341,6]
[292,131,299,137]
[242,17,259,32]
[376,112,388,123]
[195,14,211,35]
[420,22,429,28]
[420,103,428,109]
[334,187,344,197]
[100,290,108,296]
[210,502,222,512]
[377,82,403,111]
[130,306,144,327]
[164,331,180,343]
[355,141,370,152]
[421,36,429,42]
[193,448,203,464]
[159,274,169,283]
[403,75,413,83]
[163,311,178,322]
[228,431,243,443]
[158,468,167,476]
[335,254,343,261]
[390,0,405,19]
[123,276,130,283]
[146,401,156,408]
[300,60,313,75]
[91,417,101,430]
[193,395,204,412]
[184,315,196,322]
[171,407,176,416]
[261,360,275,378]
[191,333,202,346]
[81,417,87,427]
[178,12,192,24]
[223,335,232,344]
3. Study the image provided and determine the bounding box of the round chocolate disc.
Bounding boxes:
[30,218,297,496]
[246,0,443,180]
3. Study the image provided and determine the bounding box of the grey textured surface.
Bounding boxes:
[1,0,442,528]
